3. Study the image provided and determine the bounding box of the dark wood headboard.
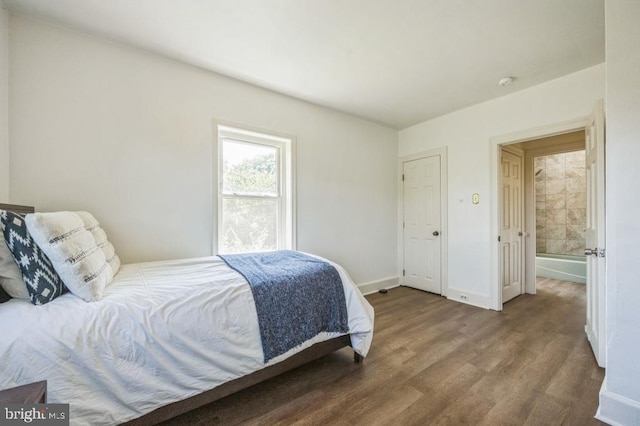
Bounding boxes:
[0,204,35,215]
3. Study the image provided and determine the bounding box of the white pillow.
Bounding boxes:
[75,211,121,277]
[0,229,30,299]
[25,212,112,302]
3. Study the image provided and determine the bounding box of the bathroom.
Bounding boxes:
[535,150,587,283]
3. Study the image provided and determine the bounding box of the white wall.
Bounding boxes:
[8,16,398,286]
[399,64,605,307]
[597,1,640,424]
[0,2,8,201]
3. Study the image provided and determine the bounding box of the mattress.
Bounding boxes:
[0,255,374,425]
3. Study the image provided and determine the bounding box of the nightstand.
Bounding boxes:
[0,381,47,403]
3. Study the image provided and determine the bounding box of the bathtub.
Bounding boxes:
[535,253,586,284]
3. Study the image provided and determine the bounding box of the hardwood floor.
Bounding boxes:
[162,278,605,425]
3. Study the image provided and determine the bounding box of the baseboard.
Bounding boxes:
[446,287,491,309]
[358,277,399,296]
[596,377,640,426]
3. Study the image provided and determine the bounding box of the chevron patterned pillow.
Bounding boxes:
[0,226,30,299]
[0,210,68,305]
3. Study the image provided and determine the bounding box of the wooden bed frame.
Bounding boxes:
[0,203,364,425]
[0,203,34,215]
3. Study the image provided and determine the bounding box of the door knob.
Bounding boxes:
[518,231,523,236]
[585,248,597,256]
[433,231,439,236]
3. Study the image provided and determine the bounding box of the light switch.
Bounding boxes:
[472,193,480,204]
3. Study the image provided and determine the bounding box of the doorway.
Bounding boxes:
[518,131,587,295]
[533,149,587,285]
[492,123,590,306]
[498,139,587,305]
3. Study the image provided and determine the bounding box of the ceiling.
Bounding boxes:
[4,0,605,129]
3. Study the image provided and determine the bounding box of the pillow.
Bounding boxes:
[0,222,30,299]
[75,211,121,277]
[25,212,112,302]
[0,210,67,305]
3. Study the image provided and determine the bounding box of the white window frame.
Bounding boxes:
[214,122,295,254]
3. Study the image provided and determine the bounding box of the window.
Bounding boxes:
[216,124,294,254]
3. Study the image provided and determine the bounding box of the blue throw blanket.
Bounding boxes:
[218,250,349,363]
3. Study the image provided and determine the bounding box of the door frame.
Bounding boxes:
[398,147,448,296]
[490,117,590,311]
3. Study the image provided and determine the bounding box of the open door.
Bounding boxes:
[585,99,606,367]
[500,149,524,304]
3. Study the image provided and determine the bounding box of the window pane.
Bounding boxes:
[220,198,278,253]
[222,139,278,196]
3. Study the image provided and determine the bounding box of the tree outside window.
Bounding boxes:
[217,125,294,254]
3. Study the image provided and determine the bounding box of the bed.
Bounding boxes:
[0,204,374,425]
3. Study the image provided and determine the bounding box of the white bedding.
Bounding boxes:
[0,255,374,425]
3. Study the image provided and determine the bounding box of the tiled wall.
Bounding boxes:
[535,151,586,256]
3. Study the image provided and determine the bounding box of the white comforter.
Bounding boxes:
[0,255,374,425]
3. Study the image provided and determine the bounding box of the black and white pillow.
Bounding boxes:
[0,222,30,300]
[0,210,67,305]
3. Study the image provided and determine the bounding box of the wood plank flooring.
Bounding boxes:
[162,278,605,425]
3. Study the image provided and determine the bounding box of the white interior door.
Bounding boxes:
[585,100,606,368]
[501,150,524,303]
[403,156,441,294]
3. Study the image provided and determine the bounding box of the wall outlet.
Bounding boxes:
[460,294,469,301]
